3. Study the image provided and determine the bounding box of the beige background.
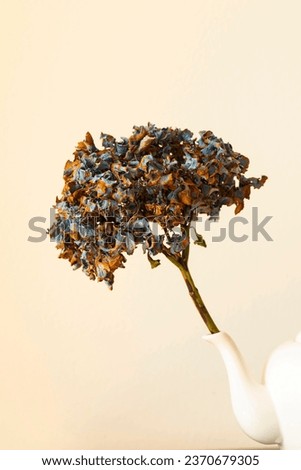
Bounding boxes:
[1,0,301,449]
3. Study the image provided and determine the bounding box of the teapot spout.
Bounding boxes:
[204,332,281,445]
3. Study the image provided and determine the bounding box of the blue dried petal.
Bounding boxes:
[52,227,64,243]
[79,224,95,238]
[208,164,217,176]
[225,142,233,152]
[128,159,139,167]
[245,177,263,189]
[132,218,152,237]
[75,169,87,183]
[97,238,110,251]
[99,200,110,210]
[201,143,216,156]
[115,231,125,244]
[148,159,163,171]
[100,171,117,186]
[148,124,161,139]
[62,219,71,232]
[99,152,113,162]
[166,159,179,171]
[167,187,181,201]
[96,265,107,279]
[238,155,249,169]
[169,231,188,254]
[125,232,135,254]
[81,155,97,169]
[197,135,205,147]
[80,251,89,268]
[97,153,112,172]
[116,137,129,156]
[216,147,225,159]
[183,152,198,170]
[181,129,193,142]
[56,201,69,210]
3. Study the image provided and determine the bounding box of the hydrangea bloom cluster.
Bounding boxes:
[49,123,267,288]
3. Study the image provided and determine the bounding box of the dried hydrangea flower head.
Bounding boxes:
[50,123,267,333]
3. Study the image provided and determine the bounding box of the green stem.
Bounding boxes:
[161,245,220,335]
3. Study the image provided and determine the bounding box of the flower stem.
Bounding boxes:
[178,262,220,334]
[161,245,220,334]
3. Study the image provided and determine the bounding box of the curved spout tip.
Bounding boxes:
[203,331,231,344]
[202,332,218,341]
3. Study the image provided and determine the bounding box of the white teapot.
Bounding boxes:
[204,331,301,449]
